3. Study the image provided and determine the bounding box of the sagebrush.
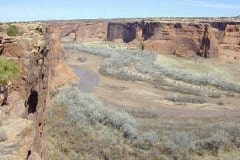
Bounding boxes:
[47,84,158,159]
[47,84,240,159]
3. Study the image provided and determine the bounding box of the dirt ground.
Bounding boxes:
[65,48,240,118]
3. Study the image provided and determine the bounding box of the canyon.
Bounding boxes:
[0,17,240,159]
[60,18,240,60]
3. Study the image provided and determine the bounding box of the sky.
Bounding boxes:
[0,0,240,22]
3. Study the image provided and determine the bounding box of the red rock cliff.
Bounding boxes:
[0,22,76,160]
[60,19,240,61]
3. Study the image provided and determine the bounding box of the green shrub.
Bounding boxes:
[0,58,20,84]
[7,25,19,36]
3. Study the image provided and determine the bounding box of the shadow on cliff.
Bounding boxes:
[27,89,38,114]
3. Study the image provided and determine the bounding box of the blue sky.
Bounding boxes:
[0,0,240,22]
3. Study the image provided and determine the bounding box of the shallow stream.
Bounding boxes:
[71,66,100,93]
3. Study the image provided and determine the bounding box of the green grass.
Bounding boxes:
[0,58,20,84]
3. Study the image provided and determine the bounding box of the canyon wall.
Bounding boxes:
[0,23,48,160]
[0,22,76,160]
[28,23,76,159]
[62,20,240,60]
[57,21,108,41]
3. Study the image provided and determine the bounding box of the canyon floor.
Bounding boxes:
[65,42,240,118]
[46,40,240,159]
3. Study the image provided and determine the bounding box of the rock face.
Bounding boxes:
[107,22,139,43]
[61,19,240,60]
[199,25,211,58]
[0,22,77,160]
[0,23,48,160]
[26,23,77,160]
[223,24,240,45]
[1,37,24,57]
[141,22,204,56]
[57,21,108,42]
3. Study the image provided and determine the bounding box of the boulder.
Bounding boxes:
[1,118,32,140]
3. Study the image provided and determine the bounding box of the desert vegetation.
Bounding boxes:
[0,58,20,85]
[165,93,207,104]
[46,84,240,159]
[46,84,157,159]
[64,42,240,104]
[6,25,19,37]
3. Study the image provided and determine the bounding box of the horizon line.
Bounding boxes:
[1,15,239,23]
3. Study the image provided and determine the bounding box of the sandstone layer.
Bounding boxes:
[0,22,76,160]
[60,19,240,61]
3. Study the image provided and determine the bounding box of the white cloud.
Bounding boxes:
[184,0,240,9]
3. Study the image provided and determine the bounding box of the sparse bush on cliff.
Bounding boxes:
[0,58,20,85]
[7,25,19,36]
